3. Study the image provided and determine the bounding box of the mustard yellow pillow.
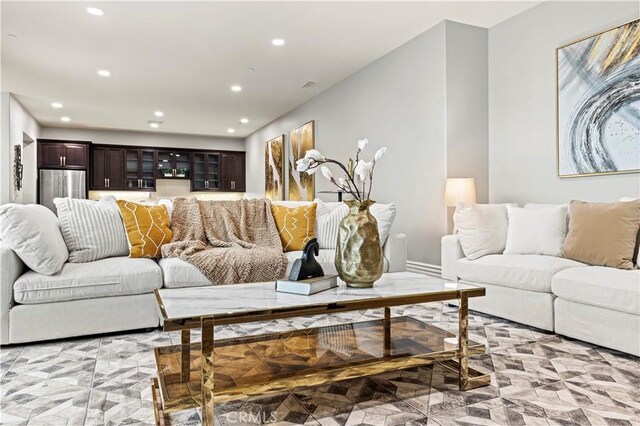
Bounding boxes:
[271,203,316,252]
[117,201,173,258]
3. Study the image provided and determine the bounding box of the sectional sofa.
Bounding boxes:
[0,200,406,345]
[441,204,640,356]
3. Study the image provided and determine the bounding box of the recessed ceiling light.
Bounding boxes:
[149,123,160,129]
[230,85,242,92]
[154,111,164,117]
[61,116,71,122]
[239,118,249,124]
[86,7,104,16]
[227,128,235,133]
[51,102,63,109]
[271,38,285,46]
[247,67,255,72]
[97,69,111,77]
[7,34,17,39]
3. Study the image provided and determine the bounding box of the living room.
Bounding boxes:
[1,1,639,425]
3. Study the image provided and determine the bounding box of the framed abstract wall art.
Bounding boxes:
[556,19,639,178]
[288,120,315,201]
[265,135,285,200]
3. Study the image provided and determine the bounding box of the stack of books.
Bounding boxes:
[275,275,338,295]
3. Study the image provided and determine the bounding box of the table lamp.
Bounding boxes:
[445,178,477,207]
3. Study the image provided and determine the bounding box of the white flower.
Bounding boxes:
[357,138,369,152]
[338,177,348,188]
[304,149,325,162]
[296,158,310,172]
[306,166,319,175]
[320,166,334,182]
[354,160,373,181]
[374,147,387,162]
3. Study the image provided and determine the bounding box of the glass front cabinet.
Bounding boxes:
[191,152,220,191]
[125,149,156,190]
[157,150,191,179]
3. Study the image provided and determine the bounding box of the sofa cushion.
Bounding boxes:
[0,203,69,275]
[14,257,162,304]
[160,249,390,288]
[454,203,515,260]
[552,267,640,315]
[457,255,585,293]
[159,257,210,288]
[54,197,129,263]
[504,205,567,256]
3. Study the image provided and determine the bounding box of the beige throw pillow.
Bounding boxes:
[562,200,640,269]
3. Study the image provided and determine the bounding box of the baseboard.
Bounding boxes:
[406,261,441,278]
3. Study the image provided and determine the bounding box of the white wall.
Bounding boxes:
[245,21,488,265]
[0,94,41,204]
[0,93,10,205]
[489,1,640,204]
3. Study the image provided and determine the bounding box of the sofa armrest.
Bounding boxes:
[0,242,25,344]
[384,234,407,272]
[441,234,464,281]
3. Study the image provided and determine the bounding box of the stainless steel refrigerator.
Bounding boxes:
[39,169,87,212]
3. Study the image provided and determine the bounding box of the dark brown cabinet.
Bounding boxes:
[157,150,191,179]
[191,152,220,191]
[38,140,88,169]
[220,152,245,192]
[90,147,124,190]
[125,149,156,190]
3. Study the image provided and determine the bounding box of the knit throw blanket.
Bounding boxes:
[161,197,287,285]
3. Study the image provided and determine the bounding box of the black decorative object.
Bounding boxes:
[14,145,23,191]
[288,238,324,281]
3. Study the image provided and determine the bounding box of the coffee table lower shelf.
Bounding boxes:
[151,316,489,417]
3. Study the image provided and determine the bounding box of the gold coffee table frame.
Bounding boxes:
[152,283,489,426]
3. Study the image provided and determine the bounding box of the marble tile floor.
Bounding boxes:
[1,303,638,426]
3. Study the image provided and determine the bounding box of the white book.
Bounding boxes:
[275,275,338,295]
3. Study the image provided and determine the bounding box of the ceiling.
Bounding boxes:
[2,1,538,138]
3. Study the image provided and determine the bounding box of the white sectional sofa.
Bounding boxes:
[0,200,406,345]
[442,234,640,356]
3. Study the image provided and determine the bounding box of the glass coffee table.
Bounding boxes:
[151,273,489,426]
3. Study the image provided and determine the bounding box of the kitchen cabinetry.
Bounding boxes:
[220,152,246,192]
[157,150,191,179]
[191,152,220,191]
[38,140,89,169]
[90,147,124,190]
[125,149,156,190]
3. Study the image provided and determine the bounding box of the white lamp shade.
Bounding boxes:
[445,178,476,207]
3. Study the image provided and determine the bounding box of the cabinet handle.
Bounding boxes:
[173,168,176,177]
[104,178,107,187]
[63,156,66,166]
[107,178,110,188]
[60,156,63,166]
[231,181,235,190]
[138,179,142,188]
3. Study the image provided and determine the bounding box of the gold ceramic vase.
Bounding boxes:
[335,199,383,288]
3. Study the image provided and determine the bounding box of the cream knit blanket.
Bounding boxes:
[161,197,287,284]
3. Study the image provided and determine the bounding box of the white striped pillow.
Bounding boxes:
[315,199,349,249]
[54,198,129,263]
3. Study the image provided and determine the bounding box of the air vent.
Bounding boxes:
[301,81,318,89]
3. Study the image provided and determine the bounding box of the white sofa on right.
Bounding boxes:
[441,207,640,357]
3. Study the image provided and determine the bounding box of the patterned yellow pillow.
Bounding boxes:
[116,201,173,258]
[271,203,317,252]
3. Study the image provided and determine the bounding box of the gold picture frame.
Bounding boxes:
[288,120,315,201]
[265,135,285,200]
[556,18,640,178]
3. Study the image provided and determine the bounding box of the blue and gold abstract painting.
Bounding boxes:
[557,19,639,177]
